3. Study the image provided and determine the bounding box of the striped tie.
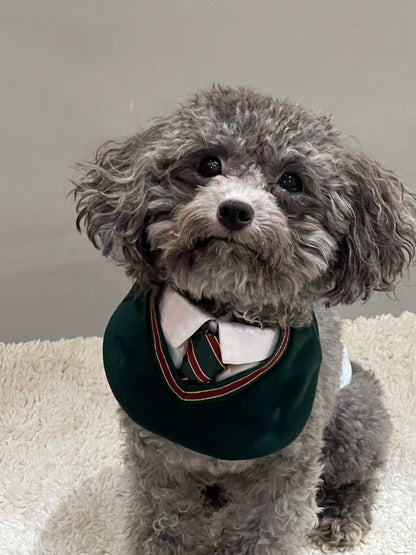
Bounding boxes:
[181,321,225,383]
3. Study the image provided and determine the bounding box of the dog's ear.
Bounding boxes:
[325,151,416,305]
[73,121,167,281]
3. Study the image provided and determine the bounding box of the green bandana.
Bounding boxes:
[103,290,322,460]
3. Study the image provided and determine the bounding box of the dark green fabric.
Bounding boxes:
[103,290,322,460]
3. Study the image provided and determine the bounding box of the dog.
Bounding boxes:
[74,85,415,554]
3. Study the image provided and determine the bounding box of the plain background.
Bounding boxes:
[1,0,415,343]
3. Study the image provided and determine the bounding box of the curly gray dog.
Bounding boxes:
[74,85,415,554]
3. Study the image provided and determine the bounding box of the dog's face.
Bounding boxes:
[74,86,415,326]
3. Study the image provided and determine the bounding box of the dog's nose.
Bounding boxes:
[217,200,254,231]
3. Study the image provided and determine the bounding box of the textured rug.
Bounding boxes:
[1,312,415,554]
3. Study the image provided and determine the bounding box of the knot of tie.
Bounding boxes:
[180,321,225,383]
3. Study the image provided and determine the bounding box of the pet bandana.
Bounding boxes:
[103,289,323,460]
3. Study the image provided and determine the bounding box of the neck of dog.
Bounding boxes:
[172,287,287,329]
[143,281,317,328]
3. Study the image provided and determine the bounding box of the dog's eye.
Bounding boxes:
[277,172,303,194]
[198,157,222,178]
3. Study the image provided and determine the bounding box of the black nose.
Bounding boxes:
[217,200,254,231]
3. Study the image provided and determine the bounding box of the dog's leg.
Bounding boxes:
[119,417,214,555]
[313,363,392,550]
[215,453,322,555]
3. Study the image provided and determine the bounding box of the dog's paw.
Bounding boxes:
[310,513,369,552]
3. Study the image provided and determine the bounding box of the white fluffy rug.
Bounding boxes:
[1,312,415,554]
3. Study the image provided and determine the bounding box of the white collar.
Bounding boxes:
[159,286,279,365]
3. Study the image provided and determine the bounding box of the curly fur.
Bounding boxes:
[73,85,415,553]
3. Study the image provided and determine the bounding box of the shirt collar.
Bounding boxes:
[159,286,279,365]
[159,285,212,349]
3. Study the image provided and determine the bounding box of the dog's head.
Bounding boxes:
[74,85,415,326]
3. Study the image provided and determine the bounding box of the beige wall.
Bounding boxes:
[1,0,415,342]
